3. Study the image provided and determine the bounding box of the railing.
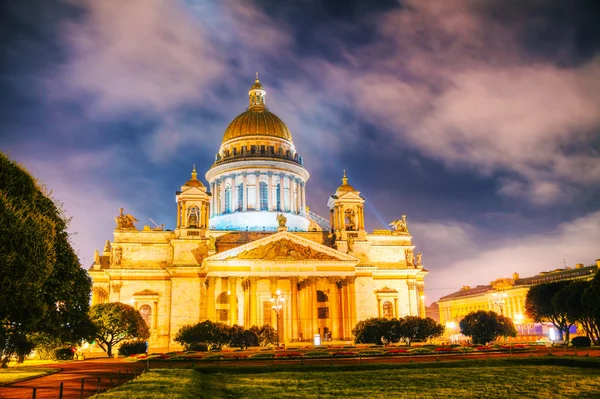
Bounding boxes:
[307,210,331,231]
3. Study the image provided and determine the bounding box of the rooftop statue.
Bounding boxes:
[389,215,409,235]
[277,213,287,227]
[115,208,138,230]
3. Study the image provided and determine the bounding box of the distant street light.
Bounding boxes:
[493,292,507,315]
[270,289,285,346]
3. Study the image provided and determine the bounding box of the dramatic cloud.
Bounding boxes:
[319,0,600,205]
[418,211,600,302]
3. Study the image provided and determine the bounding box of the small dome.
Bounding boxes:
[336,170,355,193]
[184,165,204,187]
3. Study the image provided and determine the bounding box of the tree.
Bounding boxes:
[418,317,446,343]
[526,281,573,341]
[459,310,517,345]
[352,318,398,345]
[229,325,259,349]
[396,316,444,346]
[174,320,230,350]
[582,272,600,344]
[249,325,278,346]
[0,153,92,367]
[89,303,149,357]
[553,281,598,344]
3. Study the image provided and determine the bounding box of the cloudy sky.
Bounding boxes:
[2,0,599,303]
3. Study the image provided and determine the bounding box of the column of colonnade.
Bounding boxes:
[208,172,307,217]
[204,276,357,342]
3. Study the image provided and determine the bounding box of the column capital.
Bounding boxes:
[242,172,248,177]
[269,276,279,286]
[289,276,299,284]
[254,171,261,177]
[326,276,340,285]
[407,280,415,290]
[345,276,356,284]
[416,283,425,292]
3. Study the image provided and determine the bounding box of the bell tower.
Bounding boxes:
[327,171,366,251]
[176,165,210,230]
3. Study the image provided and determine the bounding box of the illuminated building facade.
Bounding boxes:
[88,76,428,351]
[438,262,599,340]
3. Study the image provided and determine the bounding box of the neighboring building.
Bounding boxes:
[425,302,440,323]
[438,262,599,340]
[88,76,429,351]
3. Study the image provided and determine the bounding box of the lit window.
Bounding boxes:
[224,185,231,213]
[237,183,243,211]
[260,182,268,210]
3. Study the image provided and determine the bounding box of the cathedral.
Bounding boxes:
[88,76,428,351]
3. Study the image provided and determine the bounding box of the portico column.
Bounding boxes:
[250,277,258,326]
[407,281,415,315]
[377,297,382,317]
[417,283,426,318]
[229,277,238,325]
[269,277,278,328]
[311,277,318,337]
[290,277,299,341]
[340,280,349,339]
[255,172,261,210]
[279,174,285,211]
[242,173,248,211]
[206,277,217,322]
[176,202,181,228]
[267,172,274,211]
[348,277,357,332]
[394,298,399,317]
[328,277,341,340]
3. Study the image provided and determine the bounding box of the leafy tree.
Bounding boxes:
[397,316,444,346]
[89,303,149,357]
[174,320,230,350]
[418,317,446,343]
[229,325,259,349]
[582,271,600,344]
[0,153,92,367]
[459,310,517,345]
[553,281,598,344]
[249,325,278,347]
[526,281,573,341]
[352,318,397,345]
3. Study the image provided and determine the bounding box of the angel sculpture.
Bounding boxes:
[277,213,287,227]
[389,215,409,234]
[115,208,138,230]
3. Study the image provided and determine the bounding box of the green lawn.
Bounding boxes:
[92,369,203,399]
[0,366,60,385]
[95,358,600,399]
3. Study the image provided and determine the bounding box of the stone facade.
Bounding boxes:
[88,77,428,351]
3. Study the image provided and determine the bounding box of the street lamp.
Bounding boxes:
[270,289,285,346]
[493,292,507,315]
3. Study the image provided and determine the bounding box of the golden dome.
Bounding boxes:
[221,75,292,143]
[336,170,355,193]
[222,108,292,143]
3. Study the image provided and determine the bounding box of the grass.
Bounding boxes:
[91,369,202,399]
[92,358,600,398]
[0,366,60,385]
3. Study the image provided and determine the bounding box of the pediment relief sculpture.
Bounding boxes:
[376,286,398,293]
[134,289,160,296]
[228,239,338,261]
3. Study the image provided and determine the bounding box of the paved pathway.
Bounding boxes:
[0,359,145,399]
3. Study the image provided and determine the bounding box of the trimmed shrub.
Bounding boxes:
[53,348,74,360]
[189,343,209,352]
[304,351,331,357]
[118,340,147,357]
[250,353,274,359]
[359,350,384,356]
[571,336,592,348]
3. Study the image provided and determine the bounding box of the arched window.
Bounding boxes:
[139,305,152,327]
[224,185,231,213]
[382,301,393,319]
[260,182,268,210]
[236,183,243,211]
[276,182,281,211]
[345,209,356,231]
[187,206,199,228]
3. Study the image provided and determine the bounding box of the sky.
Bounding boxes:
[1,0,600,303]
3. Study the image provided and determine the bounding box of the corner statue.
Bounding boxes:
[277,213,287,227]
[115,208,138,230]
[389,215,409,235]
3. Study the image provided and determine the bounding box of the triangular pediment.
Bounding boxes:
[205,231,359,263]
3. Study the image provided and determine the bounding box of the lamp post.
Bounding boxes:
[493,292,507,315]
[270,289,285,346]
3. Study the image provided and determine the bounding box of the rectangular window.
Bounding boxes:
[251,145,256,154]
[260,145,266,154]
